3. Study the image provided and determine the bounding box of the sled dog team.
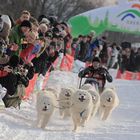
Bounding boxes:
[36,83,119,131]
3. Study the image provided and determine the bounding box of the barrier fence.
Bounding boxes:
[24,57,140,99]
[116,70,140,80]
[24,54,74,99]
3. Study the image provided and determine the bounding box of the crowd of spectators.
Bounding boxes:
[0,10,139,108]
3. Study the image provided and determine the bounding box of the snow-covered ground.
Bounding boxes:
[0,70,140,140]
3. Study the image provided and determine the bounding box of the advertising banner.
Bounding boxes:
[68,0,140,37]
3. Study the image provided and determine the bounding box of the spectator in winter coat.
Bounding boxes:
[9,20,32,55]
[0,55,31,108]
[29,16,39,38]
[84,37,100,62]
[107,43,119,69]
[78,36,89,62]
[71,38,79,58]
[31,34,51,73]
[16,10,31,25]
[78,57,113,93]
[99,37,109,65]
[120,47,136,73]
[65,34,72,55]
[0,55,24,96]
[20,31,38,63]
[37,41,59,76]
[38,23,48,38]
[74,37,82,60]
[56,35,64,52]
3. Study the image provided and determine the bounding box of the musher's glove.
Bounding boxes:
[78,68,91,78]
[78,70,85,78]
[106,73,113,82]
[99,68,113,82]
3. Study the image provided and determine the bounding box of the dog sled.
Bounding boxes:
[79,77,104,93]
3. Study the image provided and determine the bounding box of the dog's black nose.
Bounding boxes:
[42,106,48,111]
[79,95,86,102]
[92,96,96,101]
[81,95,85,99]
[65,92,70,97]
[107,97,112,102]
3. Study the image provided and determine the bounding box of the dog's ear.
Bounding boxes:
[61,87,65,92]
[110,86,116,92]
[105,85,116,92]
[68,88,76,94]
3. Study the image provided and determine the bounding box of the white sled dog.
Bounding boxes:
[59,87,74,118]
[87,89,100,117]
[81,83,95,90]
[99,87,119,121]
[36,90,56,129]
[81,84,100,117]
[45,84,61,98]
[70,89,92,131]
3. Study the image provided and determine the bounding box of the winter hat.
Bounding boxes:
[48,16,57,25]
[92,57,101,63]
[121,42,131,49]
[52,27,60,33]
[20,20,32,29]
[61,22,68,27]
[40,18,50,25]
[1,15,12,29]
[38,15,47,23]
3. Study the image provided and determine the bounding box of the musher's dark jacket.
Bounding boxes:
[78,66,113,89]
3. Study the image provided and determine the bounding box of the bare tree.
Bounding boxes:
[0,0,116,21]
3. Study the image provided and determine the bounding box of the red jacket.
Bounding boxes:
[0,70,8,77]
[20,43,35,63]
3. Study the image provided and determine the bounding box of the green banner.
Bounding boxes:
[68,1,140,37]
